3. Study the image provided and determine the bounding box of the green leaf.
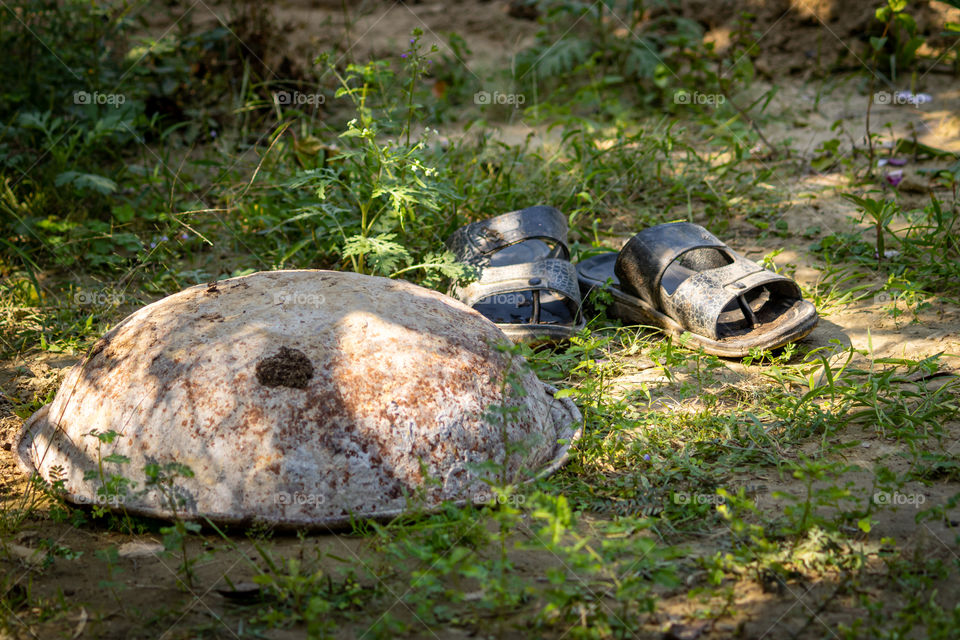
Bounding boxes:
[371,184,421,218]
[895,12,917,33]
[112,232,143,252]
[92,430,120,444]
[709,567,724,585]
[143,463,160,481]
[172,463,194,478]
[55,171,118,195]
[399,251,476,287]
[900,35,925,60]
[111,203,136,223]
[624,42,660,79]
[342,233,412,276]
[530,38,592,79]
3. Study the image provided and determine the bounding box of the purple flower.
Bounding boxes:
[410,38,416,44]
[149,242,156,249]
[400,53,407,58]
[180,233,189,240]
[161,235,169,242]
[885,170,904,187]
[643,454,651,461]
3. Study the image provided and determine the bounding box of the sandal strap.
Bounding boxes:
[454,258,582,323]
[614,222,727,307]
[614,222,805,340]
[447,205,569,265]
[662,261,801,339]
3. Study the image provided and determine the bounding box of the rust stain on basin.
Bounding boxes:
[16,270,581,528]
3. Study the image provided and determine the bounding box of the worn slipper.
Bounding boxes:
[447,205,585,342]
[576,222,818,357]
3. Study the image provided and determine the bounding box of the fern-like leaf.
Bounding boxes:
[341,233,412,276]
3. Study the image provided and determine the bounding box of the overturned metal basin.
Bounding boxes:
[17,270,581,528]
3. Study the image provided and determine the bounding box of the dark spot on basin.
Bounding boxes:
[255,347,314,389]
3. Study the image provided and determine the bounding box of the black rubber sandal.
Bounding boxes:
[576,222,818,357]
[447,206,585,342]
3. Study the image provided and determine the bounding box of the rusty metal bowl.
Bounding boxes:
[17,270,581,528]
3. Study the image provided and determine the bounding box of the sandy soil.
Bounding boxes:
[2,1,960,638]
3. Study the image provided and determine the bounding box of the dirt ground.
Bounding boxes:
[3,0,960,638]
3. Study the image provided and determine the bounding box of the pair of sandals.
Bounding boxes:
[446,206,819,358]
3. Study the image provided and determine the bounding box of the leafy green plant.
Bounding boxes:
[143,461,202,589]
[865,0,927,167]
[872,0,926,82]
[841,193,898,267]
[250,544,370,635]
[515,0,704,108]
[271,36,470,284]
[774,457,862,545]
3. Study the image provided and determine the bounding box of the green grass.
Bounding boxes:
[2,0,960,638]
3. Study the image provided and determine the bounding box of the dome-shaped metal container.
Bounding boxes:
[17,270,581,528]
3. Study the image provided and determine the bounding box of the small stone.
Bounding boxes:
[117,541,164,558]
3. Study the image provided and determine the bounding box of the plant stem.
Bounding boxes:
[876,219,885,268]
[866,20,892,176]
